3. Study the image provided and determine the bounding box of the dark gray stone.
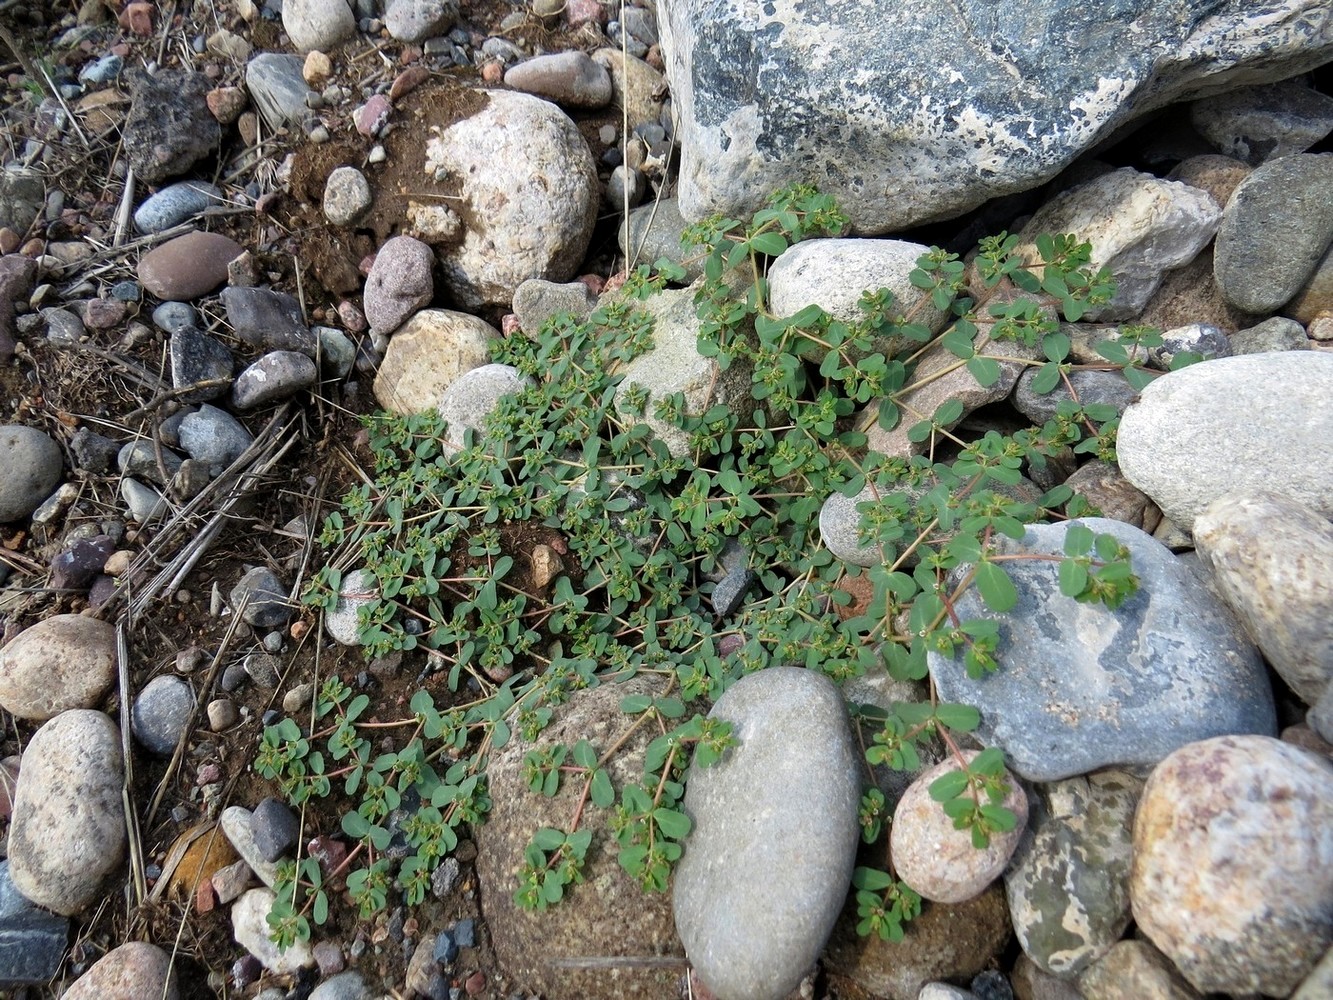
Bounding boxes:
[618,198,706,281]
[710,566,754,617]
[674,667,860,1000]
[1013,367,1138,425]
[43,307,85,346]
[250,797,300,862]
[928,518,1276,782]
[50,535,115,591]
[131,674,195,756]
[0,425,63,523]
[1190,80,1333,165]
[245,53,316,132]
[1214,153,1333,313]
[659,0,1333,232]
[232,351,319,410]
[243,652,282,687]
[169,327,234,401]
[231,567,292,627]
[123,69,220,184]
[70,427,120,474]
[0,860,68,986]
[220,286,316,355]
[134,181,226,234]
[179,404,254,475]
[118,439,184,487]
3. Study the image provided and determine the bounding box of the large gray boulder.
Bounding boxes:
[658,0,1333,232]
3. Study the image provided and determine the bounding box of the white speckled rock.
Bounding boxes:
[1116,352,1333,531]
[9,711,126,915]
[220,805,281,888]
[323,568,378,646]
[232,887,314,972]
[1130,735,1333,996]
[281,0,355,53]
[384,0,459,42]
[890,750,1028,904]
[674,667,861,1000]
[1192,492,1333,707]
[372,309,497,414]
[231,351,319,410]
[0,614,116,720]
[322,165,372,226]
[425,90,597,309]
[437,363,532,451]
[63,941,180,1000]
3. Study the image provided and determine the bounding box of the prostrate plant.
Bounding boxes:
[260,185,1197,948]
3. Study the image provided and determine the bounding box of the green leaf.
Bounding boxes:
[1041,332,1071,363]
[1123,366,1155,392]
[1030,362,1062,395]
[941,328,975,359]
[653,807,692,840]
[1059,559,1088,597]
[532,827,567,851]
[590,769,615,808]
[748,231,789,257]
[928,769,970,803]
[620,694,653,714]
[934,703,980,732]
[966,355,1001,387]
[1063,523,1094,557]
[852,866,895,891]
[572,739,597,770]
[1096,340,1129,365]
[974,561,1018,612]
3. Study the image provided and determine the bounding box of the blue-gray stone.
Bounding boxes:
[230,566,292,627]
[250,797,299,862]
[0,860,68,986]
[434,931,459,964]
[1013,368,1138,426]
[169,327,234,402]
[110,280,141,302]
[153,300,198,335]
[131,674,195,756]
[220,286,316,356]
[673,666,860,1000]
[928,518,1276,782]
[179,404,254,475]
[309,971,369,1000]
[452,918,475,948]
[0,425,62,523]
[134,181,225,234]
[118,439,183,487]
[78,53,123,85]
[710,566,754,617]
[245,53,315,132]
[232,351,319,410]
[659,0,1333,233]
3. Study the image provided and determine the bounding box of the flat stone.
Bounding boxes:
[1130,735,1333,996]
[137,231,243,301]
[220,286,316,355]
[63,941,180,1000]
[123,69,220,184]
[0,424,62,523]
[0,858,68,985]
[1190,80,1333,165]
[131,674,195,756]
[250,797,299,862]
[674,667,860,1000]
[118,438,183,486]
[309,970,369,1000]
[1005,771,1141,976]
[1013,368,1137,426]
[890,751,1028,904]
[437,363,532,451]
[928,518,1275,782]
[70,427,119,474]
[363,235,434,336]
[504,51,613,109]
[1116,352,1333,531]
[179,404,254,474]
[1193,492,1333,707]
[372,309,497,414]
[9,710,126,915]
[134,181,225,234]
[232,887,314,972]
[245,54,316,132]
[323,165,372,226]
[232,351,319,410]
[510,278,598,335]
[220,806,282,888]
[1231,316,1309,354]
[230,566,291,627]
[1213,152,1333,314]
[0,614,116,720]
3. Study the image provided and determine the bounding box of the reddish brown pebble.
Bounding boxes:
[479,61,503,84]
[389,66,430,102]
[577,273,604,295]
[290,620,308,640]
[83,298,126,330]
[464,971,485,996]
[354,94,392,137]
[206,86,247,125]
[399,45,422,65]
[566,0,606,26]
[110,42,130,58]
[137,231,244,301]
[646,44,664,71]
[0,229,20,254]
[359,253,377,276]
[20,239,43,257]
[336,300,367,332]
[118,1,154,35]
[501,313,521,336]
[195,878,216,913]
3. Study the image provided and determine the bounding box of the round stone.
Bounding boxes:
[0,424,63,523]
[63,941,180,1000]
[325,568,378,646]
[131,675,196,756]
[1130,734,1333,996]
[0,615,117,720]
[363,235,434,336]
[136,230,244,301]
[323,165,372,226]
[282,0,356,53]
[232,351,319,410]
[437,363,533,451]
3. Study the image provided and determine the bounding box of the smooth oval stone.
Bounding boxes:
[0,424,63,523]
[928,518,1276,782]
[324,567,377,646]
[134,180,224,234]
[231,351,318,410]
[9,710,126,915]
[0,614,116,720]
[131,674,195,756]
[63,941,180,1000]
[437,363,532,451]
[1117,352,1333,531]
[673,667,861,1000]
[1130,735,1333,996]
[137,230,243,301]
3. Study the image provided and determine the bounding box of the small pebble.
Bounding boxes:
[131,674,195,756]
[207,698,238,731]
[243,651,281,687]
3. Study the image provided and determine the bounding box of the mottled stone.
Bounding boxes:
[511,278,598,334]
[364,235,435,336]
[63,942,180,1000]
[928,518,1275,782]
[384,0,459,42]
[131,674,195,756]
[245,53,316,132]
[123,70,220,184]
[0,615,116,720]
[1130,735,1333,995]
[179,404,254,475]
[220,286,316,355]
[323,165,372,226]
[232,351,319,410]
[1229,315,1309,355]
[1193,492,1333,706]
[0,424,62,523]
[372,308,496,414]
[1062,460,1158,532]
[282,0,356,52]
[1005,771,1141,976]
[1116,352,1333,530]
[675,668,861,1000]
[1013,367,1137,426]
[1077,940,1200,1000]
[0,859,68,985]
[436,363,532,451]
[324,568,378,646]
[230,567,291,627]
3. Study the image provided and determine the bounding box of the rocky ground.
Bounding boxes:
[0,1,1331,1000]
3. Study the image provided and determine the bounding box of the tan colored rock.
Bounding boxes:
[1137,246,1260,335]
[372,309,497,414]
[1078,939,1200,1000]
[0,614,116,719]
[1166,153,1252,210]
[63,942,179,1000]
[1130,735,1333,995]
[591,48,666,132]
[1064,460,1160,532]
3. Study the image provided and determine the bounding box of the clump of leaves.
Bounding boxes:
[258,184,1196,947]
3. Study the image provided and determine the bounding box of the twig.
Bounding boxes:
[123,378,232,423]
[116,622,149,909]
[113,166,135,247]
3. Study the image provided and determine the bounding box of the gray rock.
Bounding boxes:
[1190,80,1333,165]
[131,675,195,756]
[9,710,126,915]
[121,478,168,523]
[78,53,123,85]
[134,181,225,234]
[220,286,316,355]
[0,167,42,238]
[1285,242,1333,325]
[658,0,1332,233]
[1213,153,1333,313]
[309,970,369,1000]
[674,667,860,1000]
[0,859,69,986]
[243,652,281,687]
[504,51,613,109]
[323,165,372,226]
[1230,316,1309,354]
[427,90,598,310]
[179,405,254,475]
[928,518,1276,782]
[69,427,120,474]
[1149,323,1231,368]
[250,797,299,862]
[0,425,62,523]
[612,285,755,458]
[324,567,377,646]
[1005,771,1141,976]
[710,566,754,617]
[618,197,707,281]
[592,48,666,133]
[1193,492,1333,707]
[607,164,645,209]
[385,0,459,41]
[170,327,234,403]
[316,326,355,379]
[1116,352,1333,530]
[920,986,976,1000]
[372,309,497,414]
[0,614,116,721]
[1311,684,1333,746]
[1130,735,1333,996]
[49,535,114,591]
[245,54,316,132]
[43,307,85,345]
[118,438,184,487]
[220,807,282,889]
[511,278,598,334]
[1013,367,1137,425]
[364,235,434,336]
[282,0,357,52]
[123,70,220,184]
[891,751,1029,904]
[230,567,292,627]
[819,485,881,568]
[232,887,314,972]
[62,942,179,1000]
[153,300,198,335]
[1014,169,1221,321]
[232,351,319,410]
[437,363,532,451]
